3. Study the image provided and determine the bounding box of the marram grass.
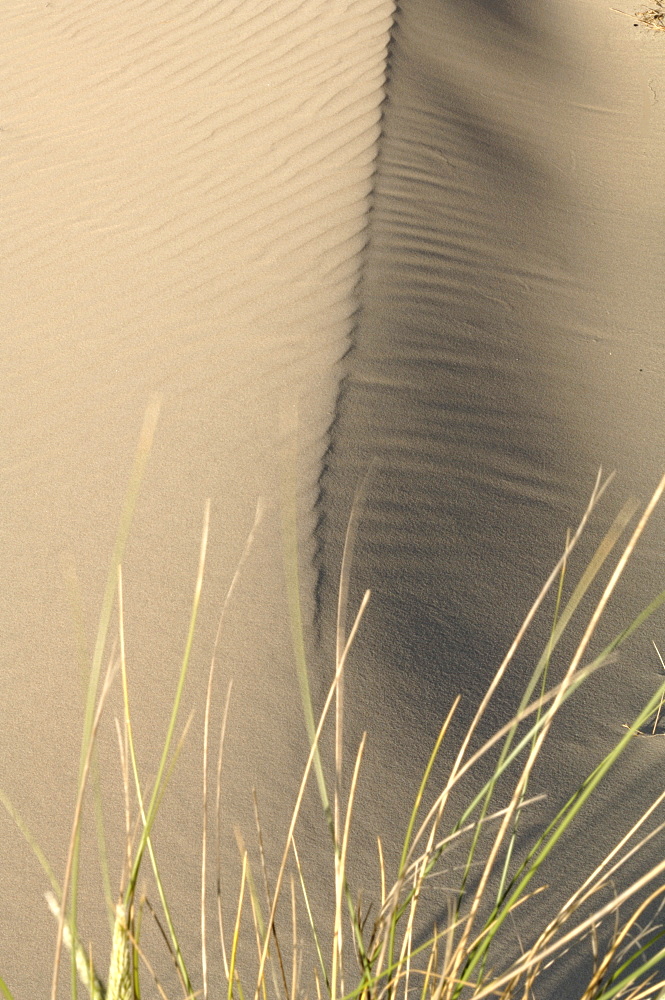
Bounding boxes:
[3,400,665,1000]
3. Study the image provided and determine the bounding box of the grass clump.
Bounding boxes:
[3,399,665,1000]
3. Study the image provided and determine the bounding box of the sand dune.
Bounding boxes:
[1,0,665,996]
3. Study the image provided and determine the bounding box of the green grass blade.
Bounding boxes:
[125,501,209,891]
[455,678,665,995]
[279,399,331,828]
[0,789,61,897]
[0,977,15,1000]
[81,394,161,780]
[64,397,160,1000]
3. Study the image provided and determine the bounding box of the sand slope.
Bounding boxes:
[2,0,665,996]
[0,0,393,994]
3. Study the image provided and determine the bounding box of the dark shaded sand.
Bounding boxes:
[1,0,665,997]
[319,0,665,994]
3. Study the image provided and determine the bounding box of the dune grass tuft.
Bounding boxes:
[3,400,665,1000]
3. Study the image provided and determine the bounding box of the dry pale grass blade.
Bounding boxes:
[467,851,665,1000]
[254,590,371,1000]
[622,983,665,1000]
[51,652,119,1000]
[401,657,602,886]
[565,471,665,686]
[439,464,662,994]
[202,501,264,1000]
[279,399,330,822]
[377,838,386,916]
[379,794,545,925]
[580,886,665,1000]
[235,826,286,1000]
[216,681,233,982]
[635,1,665,29]
[229,853,249,1000]
[331,734,366,1000]
[253,792,290,1000]
[291,840,329,994]
[291,875,299,1000]
[419,935,437,1000]
[520,792,665,985]
[408,475,613,971]
[371,698,462,988]
[442,654,633,994]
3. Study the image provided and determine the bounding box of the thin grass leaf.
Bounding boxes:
[456,494,637,933]
[217,683,234,982]
[454,677,665,998]
[254,590,371,1000]
[253,791,291,1000]
[45,893,106,1000]
[291,840,330,994]
[122,502,210,999]
[279,400,331,829]
[332,735,366,1000]
[51,649,119,1000]
[0,790,61,897]
[291,875,298,1000]
[384,700,460,981]
[202,501,265,1000]
[230,853,249,1000]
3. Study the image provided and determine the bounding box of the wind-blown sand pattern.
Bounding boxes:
[0,0,393,994]
[2,0,665,997]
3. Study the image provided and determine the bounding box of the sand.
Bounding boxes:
[1,0,665,996]
[0,0,393,993]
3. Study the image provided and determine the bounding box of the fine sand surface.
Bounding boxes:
[0,0,394,994]
[1,0,665,997]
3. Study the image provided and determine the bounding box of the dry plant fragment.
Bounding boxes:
[634,0,665,28]
[612,1,665,27]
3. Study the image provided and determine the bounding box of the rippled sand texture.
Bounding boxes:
[0,0,394,994]
[321,0,665,992]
